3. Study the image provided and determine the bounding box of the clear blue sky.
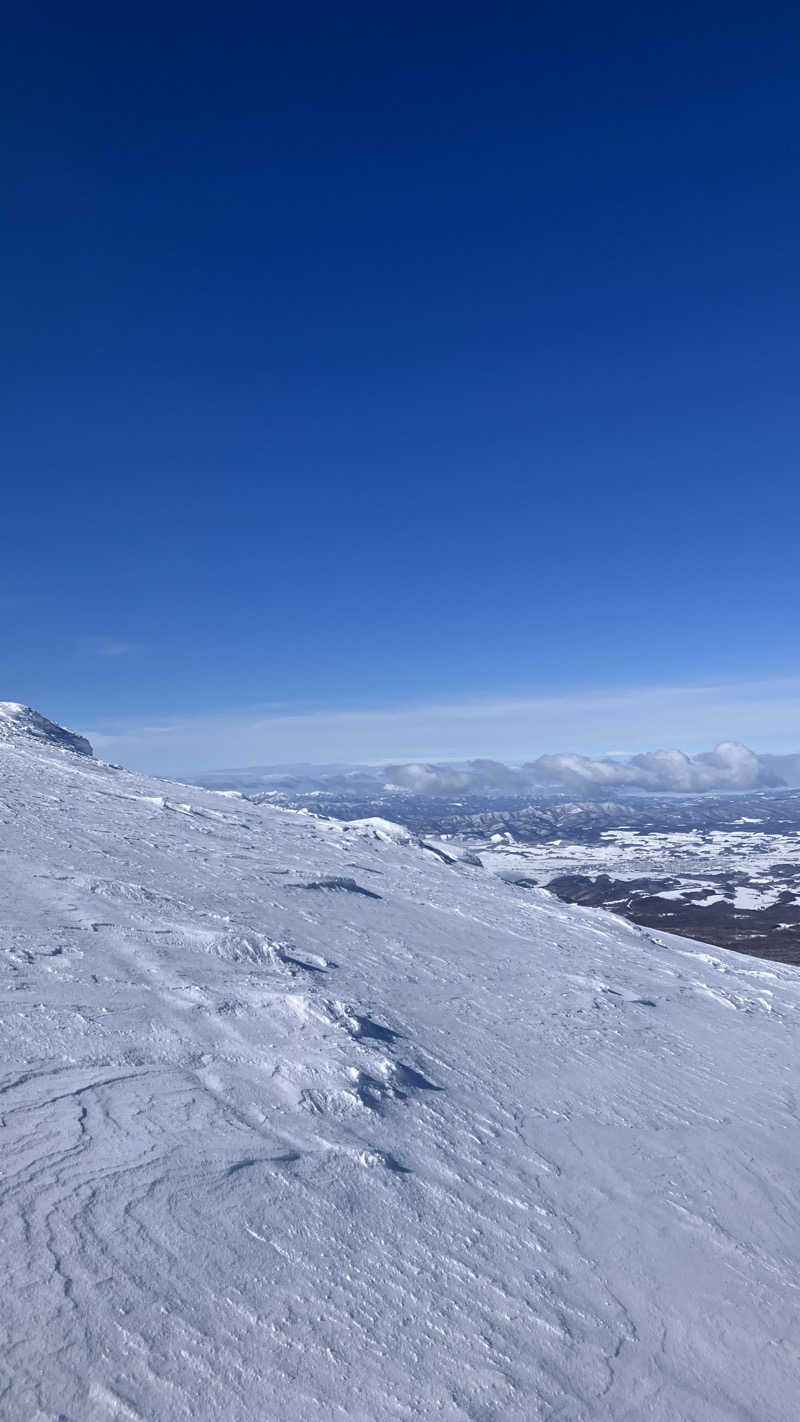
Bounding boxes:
[4,2,799,768]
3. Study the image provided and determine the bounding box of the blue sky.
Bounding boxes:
[4,2,800,770]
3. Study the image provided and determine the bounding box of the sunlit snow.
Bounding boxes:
[1,713,799,1420]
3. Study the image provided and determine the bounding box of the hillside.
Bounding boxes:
[1,716,799,1420]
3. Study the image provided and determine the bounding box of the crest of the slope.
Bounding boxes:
[0,702,93,757]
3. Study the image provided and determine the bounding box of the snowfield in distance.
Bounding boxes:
[1,709,799,1420]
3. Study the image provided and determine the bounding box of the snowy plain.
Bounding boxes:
[470,825,800,893]
[1,708,799,1420]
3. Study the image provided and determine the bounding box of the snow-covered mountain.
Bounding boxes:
[1,712,799,1421]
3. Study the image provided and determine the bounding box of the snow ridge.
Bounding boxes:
[0,701,93,756]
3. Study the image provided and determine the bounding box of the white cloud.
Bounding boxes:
[529,742,800,793]
[94,640,135,658]
[83,674,800,774]
[78,638,137,658]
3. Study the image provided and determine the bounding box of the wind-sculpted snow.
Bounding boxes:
[1,731,799,1419]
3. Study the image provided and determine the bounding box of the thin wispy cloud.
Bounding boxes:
[84,639,136,658]
[84,674,800,774]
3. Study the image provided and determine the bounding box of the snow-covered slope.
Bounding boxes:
[1,721,799,1421]
[0,700,93,756]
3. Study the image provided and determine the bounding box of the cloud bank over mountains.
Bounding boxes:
[387,743,800,796]
[384,759,527,795]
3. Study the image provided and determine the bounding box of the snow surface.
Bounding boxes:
[1,726,800,1420]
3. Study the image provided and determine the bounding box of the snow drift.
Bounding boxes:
[1,712,799,1420]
